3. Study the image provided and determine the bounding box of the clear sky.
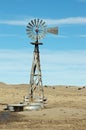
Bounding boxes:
[0,0,86,86]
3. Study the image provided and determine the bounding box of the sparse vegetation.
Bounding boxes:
[44,85,48,87]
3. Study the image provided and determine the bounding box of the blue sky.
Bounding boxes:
[0,0,86,86]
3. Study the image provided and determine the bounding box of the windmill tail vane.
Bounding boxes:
[47,27,58,35]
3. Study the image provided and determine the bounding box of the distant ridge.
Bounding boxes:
[0,82,83,88]
[0,82,7,86]
[0,82,30,88]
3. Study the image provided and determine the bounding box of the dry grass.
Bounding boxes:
[0,83,86,130]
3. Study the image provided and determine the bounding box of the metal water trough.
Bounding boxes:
[7,104,24,112]
[6,102,44,111]
[24,102,43,111]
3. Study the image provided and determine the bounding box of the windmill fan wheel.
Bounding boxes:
[26,19,47,41]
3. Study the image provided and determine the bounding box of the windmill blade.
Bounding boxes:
[37,19,39,26]
[42,21,46,26]
[27,25,32,29]
[28,22,33,27]
[34,19,37,26]
[26,28,32,32]
[47,27,58,35]
[40,19,43,24]
[26,31,32,34]
[31,20,34,26]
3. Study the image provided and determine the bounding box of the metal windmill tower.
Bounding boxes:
[26,19,58,106]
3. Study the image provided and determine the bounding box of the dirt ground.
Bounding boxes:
[0,82,86,130]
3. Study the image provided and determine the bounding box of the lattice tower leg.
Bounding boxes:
[29,44,44,102]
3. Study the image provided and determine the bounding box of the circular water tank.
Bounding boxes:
[24,102,43,111]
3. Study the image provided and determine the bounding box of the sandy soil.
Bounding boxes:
[0,82,86,130]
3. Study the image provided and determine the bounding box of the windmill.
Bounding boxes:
[26,18,58,110]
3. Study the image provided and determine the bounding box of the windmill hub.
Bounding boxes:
[35,28,38,33]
